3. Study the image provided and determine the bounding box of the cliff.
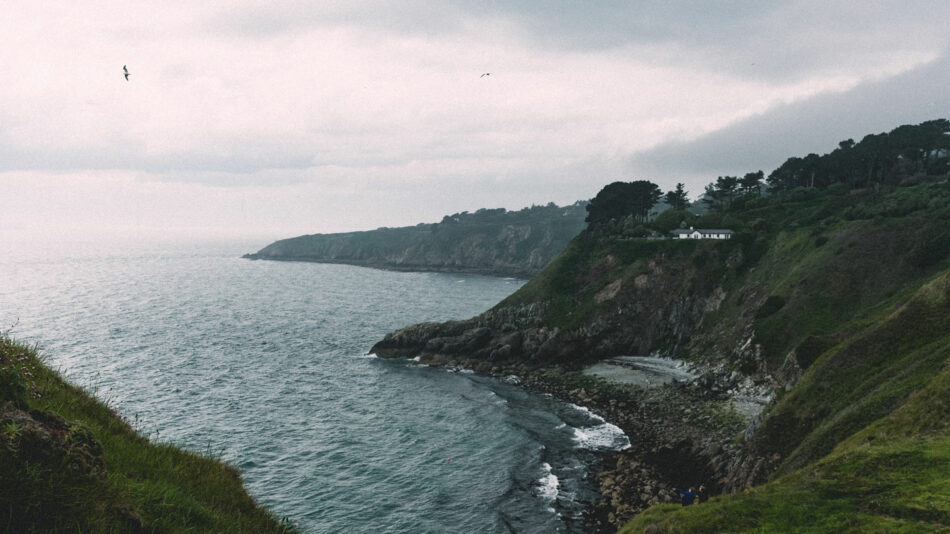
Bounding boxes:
[244,202,587,277]
[0,335,291,533]
[371,177,950,531]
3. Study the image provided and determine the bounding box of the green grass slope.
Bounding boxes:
[621,341,950,532]
[1,335,291,533]
[618,236,950,533]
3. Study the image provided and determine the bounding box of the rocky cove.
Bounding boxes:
[368,342,779,532]
[368,240,791,531]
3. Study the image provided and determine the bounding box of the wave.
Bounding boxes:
[572,423,631,451]
[536,462,559,509]
[568,403,605,423]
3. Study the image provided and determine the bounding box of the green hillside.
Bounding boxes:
[0,336,291,533]
[621,271,950,533]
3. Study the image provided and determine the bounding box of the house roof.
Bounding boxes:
[669,228,733,235]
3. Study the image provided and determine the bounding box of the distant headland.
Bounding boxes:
[243,202,588,278]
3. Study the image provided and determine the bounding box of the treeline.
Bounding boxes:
[701,119,950,210]
[767,119,950,192]
[585,119,950,231]
[439,201,587,226]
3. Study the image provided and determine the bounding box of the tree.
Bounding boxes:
[702,183,725,211]
[664,183,690,211]
[586,180,662,225]
[739,171,764,195]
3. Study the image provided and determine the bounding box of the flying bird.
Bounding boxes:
[123,65,130,81]
[480,72,490,77]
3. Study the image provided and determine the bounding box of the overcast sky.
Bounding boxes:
[2,1,949,244]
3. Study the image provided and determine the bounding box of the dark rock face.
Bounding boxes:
[0,401,147,532]
[0,401,106,478]
[370,249,734,370]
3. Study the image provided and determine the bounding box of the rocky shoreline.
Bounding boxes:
[380,355,758,533]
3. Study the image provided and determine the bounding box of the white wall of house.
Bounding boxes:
[674,228,732,239]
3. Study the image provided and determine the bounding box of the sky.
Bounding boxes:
[2,1,949,245]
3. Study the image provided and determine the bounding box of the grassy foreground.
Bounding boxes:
[0,335,291,533]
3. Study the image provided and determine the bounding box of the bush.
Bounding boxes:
[649,209,696,234]
[826,182,848,196]
[0,370,28,408]
[785,187,821,203]
[756,295,787,319]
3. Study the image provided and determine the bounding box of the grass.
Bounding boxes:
[751,271,950,475]
[616,255,950,533]
[620,361,950,533]
[0,335,293,533]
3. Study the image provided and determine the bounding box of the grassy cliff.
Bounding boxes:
[621,270,950,533]
[0,335,291,533]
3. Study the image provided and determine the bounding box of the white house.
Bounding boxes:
[670,227,733,239]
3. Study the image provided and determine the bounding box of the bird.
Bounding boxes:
[480,72,490,78]
[123,65,130,81]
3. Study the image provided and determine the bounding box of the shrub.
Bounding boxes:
[0,370,28,408]
[756,295,787,319]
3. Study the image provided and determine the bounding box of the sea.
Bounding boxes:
[0,238,629,533]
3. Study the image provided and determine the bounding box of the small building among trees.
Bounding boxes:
[670,227,733,239]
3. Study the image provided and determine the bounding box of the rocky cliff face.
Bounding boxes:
[370,246,731,368]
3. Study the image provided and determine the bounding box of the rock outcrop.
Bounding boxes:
[0,401,106,478]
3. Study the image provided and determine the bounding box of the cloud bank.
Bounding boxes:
[1,1,948,240]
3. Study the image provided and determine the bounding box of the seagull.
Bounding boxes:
[123,65,130,81]
[480,72,490,78]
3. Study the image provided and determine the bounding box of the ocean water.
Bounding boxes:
[0,239,629,533]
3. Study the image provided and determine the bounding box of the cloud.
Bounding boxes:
[2,2,950,238]
[628,50,950,193]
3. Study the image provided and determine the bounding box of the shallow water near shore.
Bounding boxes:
[1,239,629,533]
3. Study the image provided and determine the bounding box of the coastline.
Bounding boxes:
[389,356,748,533]
[242,254,536,279]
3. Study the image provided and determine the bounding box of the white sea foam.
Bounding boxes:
[568,403,606,423]
[572,422,631,451]
[358,352,378,359]
[536,462,559,503]
[411,355,421,362]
